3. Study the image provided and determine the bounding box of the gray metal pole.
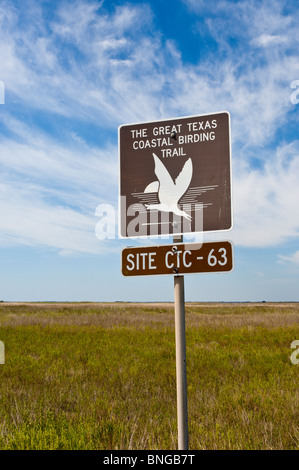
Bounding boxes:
[173,236,188,450]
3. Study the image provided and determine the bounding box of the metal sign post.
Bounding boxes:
[173,236,188,450]
[174,275,188,449]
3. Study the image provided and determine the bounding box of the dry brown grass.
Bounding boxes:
[1,301,298,329]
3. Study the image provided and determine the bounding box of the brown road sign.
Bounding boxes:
[121,241,233,276]
[119,111,232,238]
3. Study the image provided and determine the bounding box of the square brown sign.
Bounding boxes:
[119,112,232,238]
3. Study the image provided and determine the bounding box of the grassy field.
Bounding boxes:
[0,301,298,450]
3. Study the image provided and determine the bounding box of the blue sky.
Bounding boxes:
[0,0,298,302]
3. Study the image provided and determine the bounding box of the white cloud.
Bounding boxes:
[171,1,299,149]
[0,179,102,254]
[0,0,295,136]
[251,34,288,47]
[279,251,299,265]
[231,142,299,247]
[0,114,118,198]
[0,0,298,256]
[0,112,119,254]
[0,1,159,123]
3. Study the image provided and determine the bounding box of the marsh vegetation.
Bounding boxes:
[0,302,298,449]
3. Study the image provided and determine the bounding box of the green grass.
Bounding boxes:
[0,302,298,449]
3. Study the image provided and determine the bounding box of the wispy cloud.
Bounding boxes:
[0,111,119,254]
[251,34,288,47]
[0,175,101,254]
[0,0,164,124]
[232,142,299,247]
[279,251,299,265]
[0,114,117,197]
[0,0,298,257]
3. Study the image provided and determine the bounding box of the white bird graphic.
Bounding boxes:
[144,153,193,221]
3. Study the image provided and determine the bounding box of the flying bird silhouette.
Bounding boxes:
[144,153,193,221]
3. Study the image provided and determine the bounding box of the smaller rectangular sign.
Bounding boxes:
[121,241,233,276]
